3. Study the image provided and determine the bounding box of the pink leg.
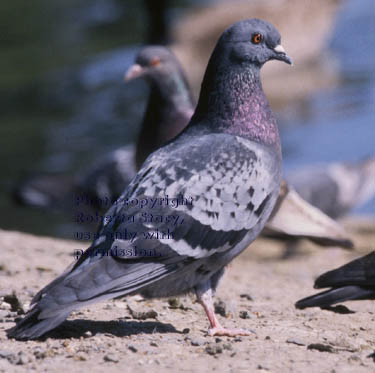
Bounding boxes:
[195,282,252,337]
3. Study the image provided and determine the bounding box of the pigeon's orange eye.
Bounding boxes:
[150,57,161,66]
[251,33,263,44]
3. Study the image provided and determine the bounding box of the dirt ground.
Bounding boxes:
[0,217,374,373]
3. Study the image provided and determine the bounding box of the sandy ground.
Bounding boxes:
[0,218,374,373]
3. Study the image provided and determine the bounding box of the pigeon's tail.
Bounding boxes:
[295,285,375,309]
[314,251,375,290]
[13,172,76,210]
[6,238,180,340]
[6,306,71,340]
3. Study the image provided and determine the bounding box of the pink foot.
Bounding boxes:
[207,326,253,337]
[196,281,254,338]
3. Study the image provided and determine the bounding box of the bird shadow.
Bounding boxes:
[320,305,355,314]
[31,318,181,341]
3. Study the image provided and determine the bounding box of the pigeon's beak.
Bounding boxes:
[124,64,146,82]
[273,45,293,66]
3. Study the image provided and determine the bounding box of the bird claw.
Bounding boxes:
[207,326,253,337]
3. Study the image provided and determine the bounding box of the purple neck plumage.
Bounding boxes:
[192,57,280,148]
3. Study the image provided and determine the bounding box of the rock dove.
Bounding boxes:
[13,46,194,209]
[81,49,355,247]
[287,157,375,219]
[7,18,292,340]
[295,251,375,309]
[77,45,195,203]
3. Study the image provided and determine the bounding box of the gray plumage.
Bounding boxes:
[8,18,292,339]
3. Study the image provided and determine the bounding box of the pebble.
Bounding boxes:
[168,298,180,309]
[189,337,206,346]
[205,343,223,355]
[348,355,361,362]
[127,304,158,320]
[0,302,11,311]
[239,310,251,319]
[240,293,253,301]
[128,345,138,353]
[223,343,233,351]
[3,292,24,313]
[74,353,87,361]
[33,347,46,360]
[257,364,270,370]
[103,353,119,363]
[0,350,13,359]
[7,351,32,365]
[214,300,227,317]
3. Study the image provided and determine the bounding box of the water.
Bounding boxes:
[282,0,375,215]
[0,0,374,239]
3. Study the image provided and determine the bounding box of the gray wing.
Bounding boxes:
[33,133,281,314]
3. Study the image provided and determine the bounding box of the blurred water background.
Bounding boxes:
[0,0,374,239]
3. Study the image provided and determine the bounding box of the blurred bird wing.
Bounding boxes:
[265,181,354,248]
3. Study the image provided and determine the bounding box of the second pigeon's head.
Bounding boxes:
[125,46,188,85]
[215,18,292,67]
[124,45,194,108]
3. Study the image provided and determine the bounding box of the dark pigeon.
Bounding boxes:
[7,18,292,340]
[288,157,375,219]
[13,46,195,209]
[296,251,375,309]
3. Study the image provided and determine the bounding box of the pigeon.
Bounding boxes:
[7,18,292,340]
[287,157,375,219]
[12,45,356,251]
[81,49,355,247]
[77,45,195,203]
[295,251,375,309]
[13,46,195,209]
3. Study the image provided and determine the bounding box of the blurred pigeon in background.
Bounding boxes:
[288,157,375,219]
[270,157,374,257]
[265,180,353,248]
[295,251,375,309]
[13,46,195,209]
[7,18,292,339]
[77,46,195,203]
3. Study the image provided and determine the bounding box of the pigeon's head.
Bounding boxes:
[124,46,185,83]
[218,18,292,67]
